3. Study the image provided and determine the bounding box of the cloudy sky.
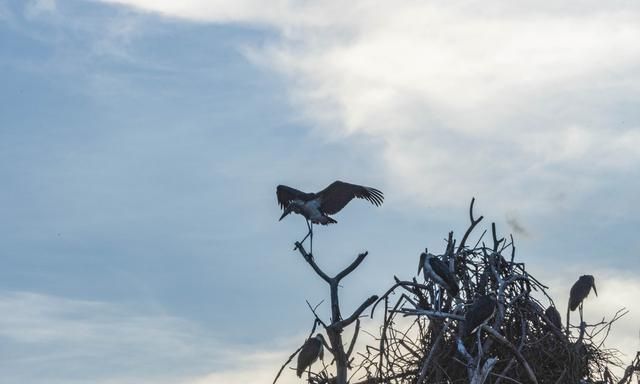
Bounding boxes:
[1,0,639,383]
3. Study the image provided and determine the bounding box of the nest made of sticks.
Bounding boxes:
[349,200,636,384]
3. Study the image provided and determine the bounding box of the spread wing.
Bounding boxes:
[318,181,384,215]
[276,185,314,209]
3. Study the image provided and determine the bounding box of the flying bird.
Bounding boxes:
[417,251,459,297]
[545,305,562,330]
[464,294,497,336]
[296,334,325,377]
[277,181,383,252]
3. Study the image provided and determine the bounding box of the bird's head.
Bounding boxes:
[279,201,303,221]
[315,333,326,360]
[588,275,598,297]
[417,250,428,275]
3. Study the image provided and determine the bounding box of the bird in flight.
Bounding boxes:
[277,180,383,254]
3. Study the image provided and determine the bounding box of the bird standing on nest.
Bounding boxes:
[567,275,597,331]
[545,305,563,330]
[277,181,383,255]
[464,294,497,336]
[417,251,459,309]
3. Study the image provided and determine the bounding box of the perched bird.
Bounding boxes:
[545,305,562,330]
[296,334,325,377]
[566,275,598,331]
[464,294,497,335]
[277,181,383,252]
[569,275,597,311]
[417,251,459,297]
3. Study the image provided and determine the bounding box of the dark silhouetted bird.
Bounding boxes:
[418,251,459,297]
[545,305,562,330]
[566,275,598,331]
[277,181,383,252]
[569,275,597,311]
[296,334,325,377]
[464,294,497,335]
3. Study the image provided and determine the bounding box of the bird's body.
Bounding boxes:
[296,334,325,377]
[277,181,383,253]
[285,198,336,225]
[464,294,497,335]
[545,305,562,330]
[277,181,383,224]
[418,252,459,297]
[569,275,597,311]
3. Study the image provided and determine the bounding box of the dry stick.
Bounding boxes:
[416,321,450,384]
[482,325,539,384]
[457,197,484,256]
[346,318,361,360]
[293,241,376,384]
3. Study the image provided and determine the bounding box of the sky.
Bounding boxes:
[1,0,639,383]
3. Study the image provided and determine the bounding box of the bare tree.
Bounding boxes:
[275,198,640,384]
[273,241,377,384]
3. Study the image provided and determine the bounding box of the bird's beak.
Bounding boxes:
[279,206,292,221]
[592,282,598,297]
[417,252,426,275]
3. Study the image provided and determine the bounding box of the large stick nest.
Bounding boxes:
[279,199,640,384]
[350,199,638,384]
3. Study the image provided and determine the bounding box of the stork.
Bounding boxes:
[464,294,497,336]
[277,181,383,254]
[417,251,459,308]
[296,333,325,378]
[463,294,497,356]
[567,275,597,330]
[545,305,562,330]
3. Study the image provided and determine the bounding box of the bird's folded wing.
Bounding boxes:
[429,258,456,288]
[318,181,384,215]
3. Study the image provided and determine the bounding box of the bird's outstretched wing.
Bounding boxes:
[276,185,314,209]
[318,181,384,215]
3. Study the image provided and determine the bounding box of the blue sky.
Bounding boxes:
[1,1,639,383]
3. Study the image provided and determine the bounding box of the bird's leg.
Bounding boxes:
[299,220,312,247]
[579,302,584,325]
[477,327,483,357]
[309,222,313,256]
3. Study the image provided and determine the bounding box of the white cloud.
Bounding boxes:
[25,0,56,18]
[97,0,640,216]
[0,291,384,384]
[0,291,318,384]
